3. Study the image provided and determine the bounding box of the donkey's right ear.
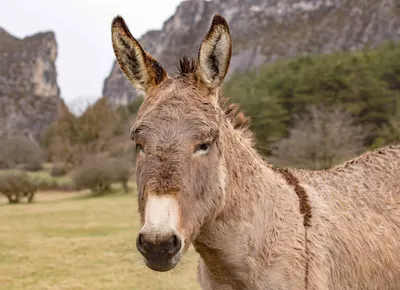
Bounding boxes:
[111,16,168,93]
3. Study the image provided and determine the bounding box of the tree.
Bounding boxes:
[223,72,289,155]
[373,98,400,147]
[269,105,367,170]
[223,41,400,153]
[44,97,134,166]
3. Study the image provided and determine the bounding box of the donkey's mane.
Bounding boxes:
[219,97,252,133]
[331,144,399,171]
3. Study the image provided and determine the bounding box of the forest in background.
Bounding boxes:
[224,41,400,168]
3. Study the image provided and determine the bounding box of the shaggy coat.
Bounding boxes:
[111,13,400,290]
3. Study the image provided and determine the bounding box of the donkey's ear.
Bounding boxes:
[196,14,232,90]
[111,16,168,93]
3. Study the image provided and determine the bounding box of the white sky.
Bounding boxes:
[0,0,183,108]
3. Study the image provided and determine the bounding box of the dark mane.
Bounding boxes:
[219,97,253,140]
[176,56,196,76]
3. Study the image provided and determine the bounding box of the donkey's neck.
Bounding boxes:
[193,124,306,288]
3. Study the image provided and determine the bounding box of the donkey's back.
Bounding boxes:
[296,145,400,290]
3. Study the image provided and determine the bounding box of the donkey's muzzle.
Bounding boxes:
[136,233,182,271]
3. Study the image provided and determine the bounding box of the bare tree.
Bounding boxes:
[45,97,134,166]
[378,100,400,146]
[269,105,368,170]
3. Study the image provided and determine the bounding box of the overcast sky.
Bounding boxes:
[0,0,183,109]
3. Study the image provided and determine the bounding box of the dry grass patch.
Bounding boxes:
[0,192,200,290]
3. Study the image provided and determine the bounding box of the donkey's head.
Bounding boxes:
[112,14,233,272]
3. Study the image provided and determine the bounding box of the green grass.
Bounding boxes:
[0,191,200,290]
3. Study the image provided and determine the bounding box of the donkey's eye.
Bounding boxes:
[194,142,211,155]
[136,143,144,153]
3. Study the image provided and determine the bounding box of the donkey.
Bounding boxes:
[111,13,400,290]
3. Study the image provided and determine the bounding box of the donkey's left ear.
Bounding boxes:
[196,14,232,90]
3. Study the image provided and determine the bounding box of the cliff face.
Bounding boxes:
[0,28,62,141]
[103,0,400,105]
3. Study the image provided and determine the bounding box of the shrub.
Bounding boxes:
[33,177,75,191]
[71,154,132,195]
[50,163,69,177]
[0,136,44,170]
[24,169,75,191]
[0,172,38,204]
[19,160,43,172]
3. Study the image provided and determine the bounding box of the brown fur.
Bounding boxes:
[111,13,400,290]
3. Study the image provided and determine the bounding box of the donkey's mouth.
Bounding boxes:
[136,232,184,272]
[142,252,182,272]
[136,233,183,272]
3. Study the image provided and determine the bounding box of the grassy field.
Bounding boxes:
[0,190,201,290]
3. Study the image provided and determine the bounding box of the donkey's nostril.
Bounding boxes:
[167,235,176,248]
[167,235,182,255]
[136,233,146,255]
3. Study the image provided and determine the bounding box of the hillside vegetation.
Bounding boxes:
[223,41,400,167]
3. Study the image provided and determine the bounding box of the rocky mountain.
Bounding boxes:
[103,0,400,105]
[0,28,62,141]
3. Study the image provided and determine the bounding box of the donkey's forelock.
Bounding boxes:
[176,57,196,76]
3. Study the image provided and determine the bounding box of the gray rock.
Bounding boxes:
[103,0,400,106]
[0,28,62,141]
